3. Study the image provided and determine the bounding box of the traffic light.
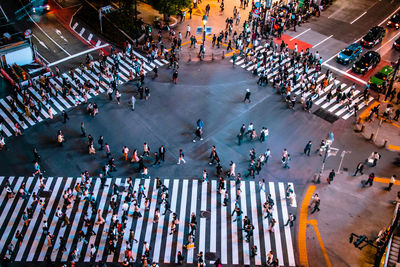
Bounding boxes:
[354,235,367,249]
[148,25,152,33]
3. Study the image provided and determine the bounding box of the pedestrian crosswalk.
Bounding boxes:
[0,176,297,266]
[0,50,168,138]
[230,45,373,120]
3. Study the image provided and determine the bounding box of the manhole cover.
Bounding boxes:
[200,210,210,218]
[343,167,348,171]
[205,252,216,261]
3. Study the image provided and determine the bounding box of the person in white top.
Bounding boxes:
[229,161,236,177]
[186,25,191,38]
[123,146,129,161]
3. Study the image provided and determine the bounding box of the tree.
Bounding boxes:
[149,0,191,21]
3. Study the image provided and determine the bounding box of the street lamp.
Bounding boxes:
[202,15,207,46]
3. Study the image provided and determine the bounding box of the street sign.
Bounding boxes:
[205,27,212,35]
[328,147,339,157]
[196,27,203,35]
[254,2,261,8]
[24,29,32,39]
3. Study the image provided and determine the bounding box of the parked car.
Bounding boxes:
[394,37,400,50]
[360,26,385,48]
[368,65,394,92]
[387,11,400,29]
[336,43,362,65]
[352,51,381,74]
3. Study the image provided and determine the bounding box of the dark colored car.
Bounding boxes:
[352,51,381,74]
[360,26,385,48]
[394,37,400,50]
[387,11,400,29]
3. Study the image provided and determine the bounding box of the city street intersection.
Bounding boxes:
[1,0,400,266]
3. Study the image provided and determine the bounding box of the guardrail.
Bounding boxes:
[383,202,400,267]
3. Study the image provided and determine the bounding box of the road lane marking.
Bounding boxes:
[378,5,400,26]
[299,185,332,267]
[308,220,332,267]
[313,35,333,48]
[79,27,85,36]
[290,28,311,41]
[298,185,315,267]
[323,63,367,85]
[27,14,71,56]
[350,11,367,24]
[96,40,101,47]
[0,5,9,22]
[72,22,78,30]
[88,33,93,41]
[375,31,400,52]
[32,34,48,50]
[36,52,49,64]
[48,43,110,67]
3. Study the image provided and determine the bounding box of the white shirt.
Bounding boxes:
[187,26,190,32]
[122,202,129,211]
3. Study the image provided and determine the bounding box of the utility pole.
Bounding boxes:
[385,55,400,101]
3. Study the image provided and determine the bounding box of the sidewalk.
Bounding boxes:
[355,83,400,151]
[138,0,254,62]
[299,170,398,267]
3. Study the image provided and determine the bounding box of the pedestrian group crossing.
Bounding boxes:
[0,176,297,266]
[0,50,168,138]
[230,45,373,120]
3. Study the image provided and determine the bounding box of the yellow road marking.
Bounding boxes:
[375,177,400,185]
[298,185,315,267]
[308,220,333,267]
[299,185,332,267]
[359,101,379,123]
[388,144,400,151]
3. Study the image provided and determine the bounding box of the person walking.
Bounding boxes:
[62,111,69,123]
[365,173,375,187]
[353,162,364,176]
[229,161,236,177]
[202,170,209,183]
[122,146,129,161]
[243,88,251,103]
[327,169,335,184]
[177,149,186,164]
[98,136,104,150]
[131,95,136,111]
[159,145,166,162]
[177,250,184,264]
[173,70,178,84]
[284,213,296,227]
[80,122,86,137]
[304,141,312,156]
[388,175,397,191]
[310,197,320,214]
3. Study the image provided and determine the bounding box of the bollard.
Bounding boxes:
[360,124,365,132]
[212,53,214,61]
[369,133,375,141]
[188,53,191,62]
[222,51,225,59]
[383,139,388,148]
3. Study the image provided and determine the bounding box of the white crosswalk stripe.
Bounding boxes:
[0,50,165,137]
[0,176,297,266]
[230,50,374,121]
